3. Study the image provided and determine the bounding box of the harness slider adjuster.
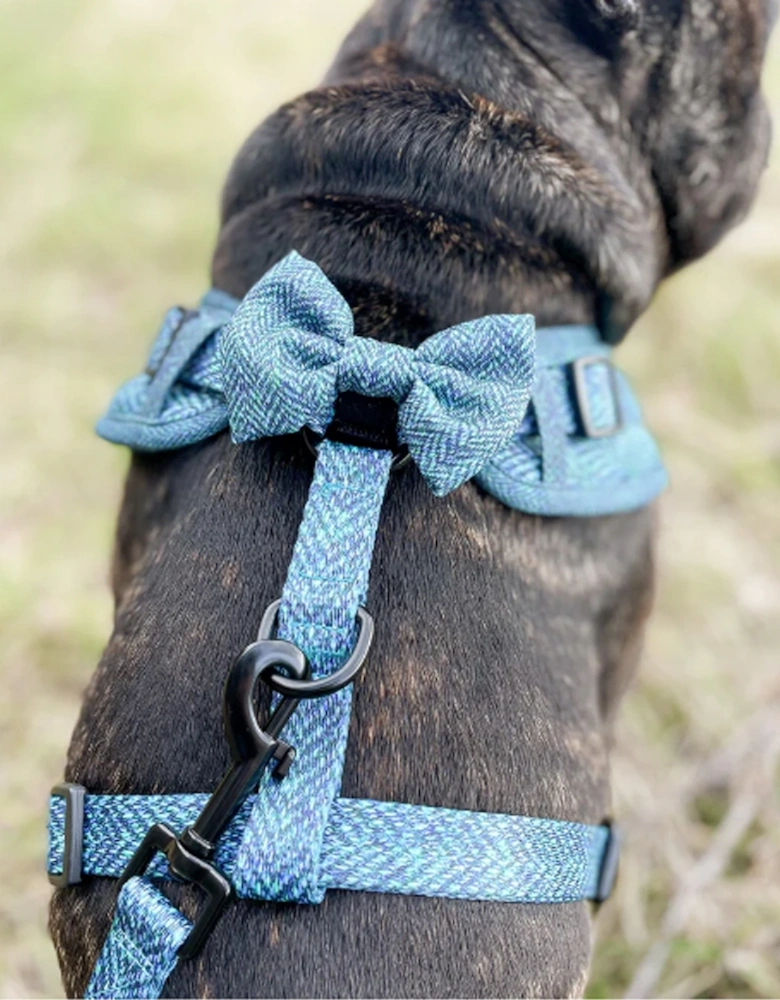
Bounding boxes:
[594,821,621,905]
[49,782,86,888]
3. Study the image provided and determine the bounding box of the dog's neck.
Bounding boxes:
[213,0,770,348]
[212,2,671,346]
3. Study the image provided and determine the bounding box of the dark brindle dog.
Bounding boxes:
[51,0,774,996]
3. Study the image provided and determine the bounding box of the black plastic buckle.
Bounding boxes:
[594,821,621,905]
[49,782,86,888]
[571,356,622,438]
[119,823,232,960]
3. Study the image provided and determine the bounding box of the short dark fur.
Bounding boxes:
[51,1,773,996]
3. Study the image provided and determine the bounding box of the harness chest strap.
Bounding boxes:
[49,790,621,904]
[49,252,662,999]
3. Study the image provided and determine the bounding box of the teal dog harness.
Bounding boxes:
[48,252,666,998]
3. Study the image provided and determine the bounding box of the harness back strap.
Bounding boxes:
[232,441,393,902]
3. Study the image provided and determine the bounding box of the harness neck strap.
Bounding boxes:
[96,255,667,518]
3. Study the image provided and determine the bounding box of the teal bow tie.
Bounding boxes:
[217,252,535,495]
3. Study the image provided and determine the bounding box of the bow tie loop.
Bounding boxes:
[217,252,536,495]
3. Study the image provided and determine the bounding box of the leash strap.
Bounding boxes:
[83,877,191,1000]
[50,794,620,905]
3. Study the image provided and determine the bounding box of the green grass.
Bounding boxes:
[1,2,778,996]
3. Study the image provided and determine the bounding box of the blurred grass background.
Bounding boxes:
[0,1,778,996]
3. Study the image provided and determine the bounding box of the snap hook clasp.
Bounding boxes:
[118,628,312,959]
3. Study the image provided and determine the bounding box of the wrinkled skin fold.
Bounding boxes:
[51,1,774,996]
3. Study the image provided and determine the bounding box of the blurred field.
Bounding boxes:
[1,1,778,997]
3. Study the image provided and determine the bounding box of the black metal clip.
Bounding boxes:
[119,628,312,959]
[109,599,374,960]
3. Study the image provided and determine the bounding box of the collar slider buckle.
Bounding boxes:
[594,820,621,905]
[572,356,623,438]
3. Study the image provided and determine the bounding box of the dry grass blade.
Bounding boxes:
[624,726,780,999]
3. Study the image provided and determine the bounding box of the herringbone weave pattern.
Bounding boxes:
[231,439,393,902]
[49,794,609,903]
[84,877,191,999]
[216,252,535,496]
[99,252,537,497]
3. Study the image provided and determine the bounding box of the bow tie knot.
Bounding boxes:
[217,252,536,496]
[337,338,415,401]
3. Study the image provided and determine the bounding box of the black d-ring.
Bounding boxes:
[257,599,374,698]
